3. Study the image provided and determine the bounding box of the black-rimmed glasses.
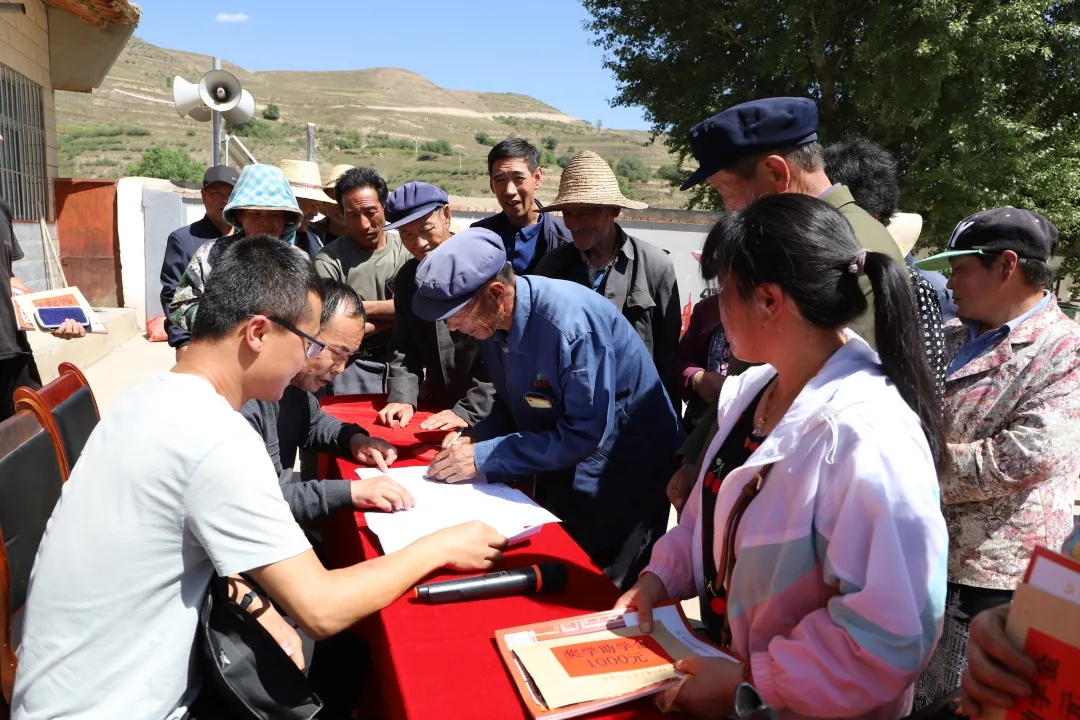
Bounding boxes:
[245,314,326,359]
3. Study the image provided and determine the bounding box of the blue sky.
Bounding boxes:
[132,0,651,131]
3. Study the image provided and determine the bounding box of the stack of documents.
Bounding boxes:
[355,466,561,554]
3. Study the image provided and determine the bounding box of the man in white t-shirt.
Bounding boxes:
[12,235,508,720]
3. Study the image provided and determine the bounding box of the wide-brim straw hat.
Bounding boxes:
[886,211,923,256]
[280,159,334,204]
[540,150,648,213]
[324,164,355,191]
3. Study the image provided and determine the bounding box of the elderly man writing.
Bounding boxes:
[415,228,684,589]
[535,150,681,406]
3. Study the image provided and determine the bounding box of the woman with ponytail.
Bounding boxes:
[615,193,948,719]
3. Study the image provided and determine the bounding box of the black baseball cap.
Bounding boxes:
[203,165,240,188]
[916,207,1058,271]
[681,97,819,191]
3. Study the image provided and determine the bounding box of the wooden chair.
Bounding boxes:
[0,410,66,703]
[14,362,100,481]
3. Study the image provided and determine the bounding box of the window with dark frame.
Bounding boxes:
[0,62,49,222]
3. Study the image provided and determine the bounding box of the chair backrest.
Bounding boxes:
[13,363,100,481]
[0,411,66,703]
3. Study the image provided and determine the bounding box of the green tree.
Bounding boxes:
[583,0,1080,260]
[542,135,559,150]
[475,131,496,146]
[126,147,204,183]
[539,148,558,167]
[262,103,280,121]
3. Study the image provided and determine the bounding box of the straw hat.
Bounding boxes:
[279,159,334,204]
[886,212,923,256]
[540,150,648,213]
[324,164,355,191]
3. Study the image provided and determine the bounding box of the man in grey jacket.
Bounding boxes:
[242,279,412,525]
[535,151,681,407]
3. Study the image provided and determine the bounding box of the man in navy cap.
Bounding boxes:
[911,208,1080,704]
[377,182,494,432]
[414,228,684,589]
[669,97,913,510]
[159,165,239,351]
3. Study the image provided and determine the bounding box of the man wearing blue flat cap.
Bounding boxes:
[669,97,911,512]
[681,97,902,271]
[378,182,494,432]
[413,228,684,589]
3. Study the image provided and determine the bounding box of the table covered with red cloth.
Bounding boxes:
[318,396,667,720]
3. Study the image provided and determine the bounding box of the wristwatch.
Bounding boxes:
[238,589,262,612]
[733,682,777,720]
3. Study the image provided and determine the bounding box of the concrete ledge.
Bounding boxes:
[25,307,139,382]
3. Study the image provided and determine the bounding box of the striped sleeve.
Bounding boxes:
[753,421,948,715]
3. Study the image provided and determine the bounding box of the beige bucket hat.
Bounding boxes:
[540,150,648,213]
[324,164,355,191]
[886,211,923,256]
[279,159,334,204]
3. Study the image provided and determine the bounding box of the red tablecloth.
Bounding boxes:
[318,396,666,720]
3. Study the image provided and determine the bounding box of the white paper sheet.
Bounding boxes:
[356,466,562,554]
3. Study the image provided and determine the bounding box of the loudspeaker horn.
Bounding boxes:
[172,76,205,119]
[221,89,256,125]
[199,70,243,112]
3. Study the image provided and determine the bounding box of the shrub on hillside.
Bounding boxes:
[417,152,440,161]
[539,148,558,167]
[616,156,651,183]
[226,118,279,139]
[655,164,689,185]
[420,139,453,155]
[126,147,203,183]
[475,131,496,146]
[262,104,281,121]
[542,135,559,150]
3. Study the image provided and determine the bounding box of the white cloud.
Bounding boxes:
[216,12,250,22]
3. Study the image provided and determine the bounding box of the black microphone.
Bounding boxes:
[413,562,569,605]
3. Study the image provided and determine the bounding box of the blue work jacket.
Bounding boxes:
[471,276,683,580]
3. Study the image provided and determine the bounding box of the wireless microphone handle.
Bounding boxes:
[414,563,566,605]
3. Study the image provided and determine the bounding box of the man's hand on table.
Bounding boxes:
[227,575,305,670]
[417,521,508,572]
[376,402,414,428]
[351,475,415,512]
[419,409,469,431]
[350,434,398,471]
[427,442,479,483]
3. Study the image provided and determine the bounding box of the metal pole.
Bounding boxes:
[223,135,231,167]
[306,123,316,161]
[211,57,222,166]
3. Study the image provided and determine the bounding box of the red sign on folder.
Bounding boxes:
[1006,629,1080,719]
[554,635,674,678]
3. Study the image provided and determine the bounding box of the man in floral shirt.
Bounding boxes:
[913,207,1080,705]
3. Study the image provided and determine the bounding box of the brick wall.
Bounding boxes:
[12,221,57,292]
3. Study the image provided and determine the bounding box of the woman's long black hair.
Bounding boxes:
[699,193,943,467]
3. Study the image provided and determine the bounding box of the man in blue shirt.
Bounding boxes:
[471,138,571,274]
[416,228,684,589]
